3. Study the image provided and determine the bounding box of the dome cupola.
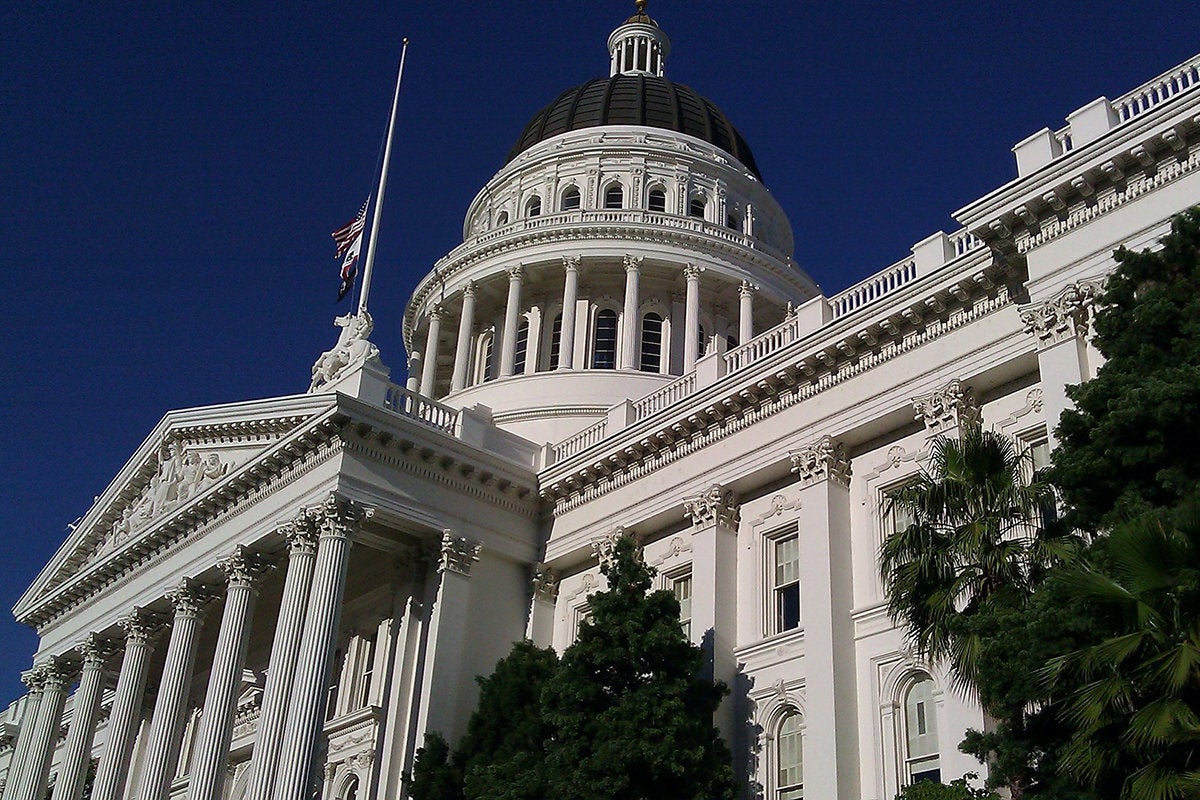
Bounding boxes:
[608,0,670,77]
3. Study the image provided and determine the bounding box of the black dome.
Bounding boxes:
[505,74,762,180]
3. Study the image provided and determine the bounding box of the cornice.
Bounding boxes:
[539,259,1014,515]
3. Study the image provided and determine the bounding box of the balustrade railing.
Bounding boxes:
[724,315,803,373]
[830,257,918,318]
[631,373,698,420]
[1113,54,1200,122]
[552,419,608,462]
[383,384,459,434]
[950,228,983,257]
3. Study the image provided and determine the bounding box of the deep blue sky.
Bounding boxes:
[2,2,1197,703]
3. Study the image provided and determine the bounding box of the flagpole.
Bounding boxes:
[357,37,409,317]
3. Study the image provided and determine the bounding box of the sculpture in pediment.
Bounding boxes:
[125,441,229,532]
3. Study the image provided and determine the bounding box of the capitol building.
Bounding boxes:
[3,7,1200,800]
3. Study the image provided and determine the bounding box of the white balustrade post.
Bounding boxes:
[450,283,476,392]
[3,669,46,800]
[738,281,755,344]
[92,611,159,800]
[419,305,443,397]
[187,550,267,800]
[137,582,210,800]
[558,258,579,370]
[272,496,371,800]
[244,519,320,800]
[683,264,703,371]
[620,256,642,369]
[10,661,69,800]
[52,637,112,800]
[499,267,524,378]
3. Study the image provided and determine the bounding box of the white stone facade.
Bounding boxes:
[3,11,1200,800]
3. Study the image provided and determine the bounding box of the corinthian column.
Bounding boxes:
[3,667,46,800]
[450,283,476,392]
[738,281,756,344]
[52,637,114,800]
[10,660,70,800]
[558,257,580,370]
[92,610,159,800]
[272,496,371,800]
[683,264,703,370]
[419,305,443,397]
[499,267,524,378]
[187,550,267,800]
[620,256,642,369]
[138,582,210,800]
[244,518,320,800]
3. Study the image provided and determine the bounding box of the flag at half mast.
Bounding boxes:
[332,197,370,302]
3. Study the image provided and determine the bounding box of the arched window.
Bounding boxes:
[342,775,359,800]
[689,195,707,219]
[478,330,496,383]
[604,184,624,209]
[525,195,542,217]
[592,310,618,369]
[904,676,941,784]
[495,210,509,226]
[640,313,663,372]
[514,317,530,375]
[547,313,563,369]
[561,186,581,211]
[647,188,667,213]
[777,711,803,799]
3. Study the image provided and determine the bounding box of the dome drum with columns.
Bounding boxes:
[403,11,817,444]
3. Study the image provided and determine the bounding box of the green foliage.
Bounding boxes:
[1043,505,1200,800]
[881,427,1075,689]
[1054,208,1200,531]
[894,773,998,800]
[541,536,736,800]
[410,536,735,800]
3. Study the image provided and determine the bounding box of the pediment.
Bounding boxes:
[16,394,339,621]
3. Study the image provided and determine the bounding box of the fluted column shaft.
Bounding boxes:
[92,613,157,800]
[272,497,367,800]
[245,523,319,800]
[620,257,641,369]
[557,258,579,369]
[419,306,443,397]
[450,284,476,392]
[52,639,111,800]
[498,267,523,378]
[12,663,69,800]
[738,282,755,344]
[187,551,265,800]
[138,585,208,800]
[3,670,46,800]
[683,265,703,370]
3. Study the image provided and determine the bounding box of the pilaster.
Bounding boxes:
[526,563,559,647]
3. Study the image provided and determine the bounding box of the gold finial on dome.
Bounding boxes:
[636,0,648,12]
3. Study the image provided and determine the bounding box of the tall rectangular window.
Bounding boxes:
[592,310,618,369]
[774,533,801,632]
[360,632,377,708]
[547,313,563,369]
[514,318,530,374]
[640,313,663,372]
[673,572,693,638]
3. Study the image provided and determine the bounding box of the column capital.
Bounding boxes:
[739,280,758,298]
[118,608,163,645]
[280,514,320,556]
[428,303,445,322]
[683,484,739,528]
[531,563,559,602]
[438,530,481,576]
[76,634,115,669]
[912,378,980,435]
[165,578,211,618]
[1019,279,1103,346]
[21,666,47,692]
[789,435,851,489]
[591,526,637,569]
[507,265,524,282]
[461,279,476,298]
[624,254,643,273]
[683,263,704,281]
[562,255,581,272]
[305,493,374,540]
[218,547,269,589]
[37,658,72,691]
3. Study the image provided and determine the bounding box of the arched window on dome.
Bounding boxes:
[547,312,563,370]
[689,194,707,219]
[592,309,618,369]
[640,313,664,373]
[776,710,804,799]
[525,195,542,218]
[476,329,496,384]
[903,675,941,784]
[514,317,530,375]
[647,187,667,213]
[604,184,624,209]
[495,210,509,227]
[561,186,581,211]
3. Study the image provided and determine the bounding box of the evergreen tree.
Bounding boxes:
[894,773,998,800]
[409,732,463,800]
[541,535,736,800]
[1054,208,1200,531]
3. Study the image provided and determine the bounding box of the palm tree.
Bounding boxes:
[880,427,1072,689]
[1043,506,1200,800]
